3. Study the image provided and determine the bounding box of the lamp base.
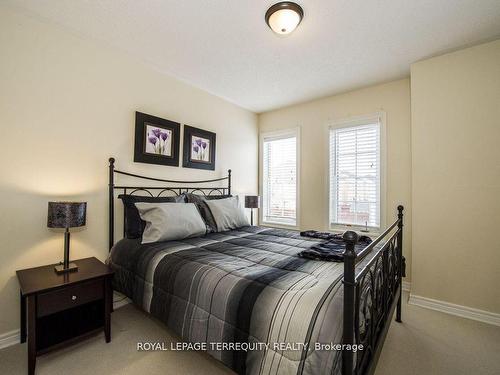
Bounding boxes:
[54,263,78,274]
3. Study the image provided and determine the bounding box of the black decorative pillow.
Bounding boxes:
[119,194,186,239]
[184,193,231,233]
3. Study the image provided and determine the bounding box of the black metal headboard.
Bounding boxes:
[108,157,231,250]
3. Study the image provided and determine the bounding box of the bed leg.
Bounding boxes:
[395,205,404,323]
[396,292,402,323]
[342,231,358,375]
[109,157,115,252]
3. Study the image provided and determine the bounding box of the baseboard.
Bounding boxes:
[0,329,20,350]
[408,294,500,327]
[113,290,131,310]
[0,298,131,350]
[402,281,411,292]
[113,297,131,310]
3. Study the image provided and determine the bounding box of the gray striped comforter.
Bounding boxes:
[108,226,364,375]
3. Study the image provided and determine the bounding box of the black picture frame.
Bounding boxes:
[134,111,180,167]
[182,125,216,170]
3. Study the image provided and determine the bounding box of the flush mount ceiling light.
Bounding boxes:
[265,2,304,35]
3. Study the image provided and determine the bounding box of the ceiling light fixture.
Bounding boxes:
[265,2,304,35]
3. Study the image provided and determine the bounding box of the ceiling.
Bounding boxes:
[6,0,500,113]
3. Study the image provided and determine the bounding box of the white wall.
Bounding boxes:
[411,39,500,314]
[0,6,258,334]
[258,79,412,280]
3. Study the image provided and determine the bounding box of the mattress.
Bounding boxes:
[108,226,378,375]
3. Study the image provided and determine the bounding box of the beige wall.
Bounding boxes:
[258,79,412,280]
[1,3,498,340]
[411,40,500,313]
[0,7,258,334]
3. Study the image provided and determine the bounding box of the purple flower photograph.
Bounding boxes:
[191,136,210,162]
[182,125,215,170]
[145,124,172,156]
[135,112,180,166]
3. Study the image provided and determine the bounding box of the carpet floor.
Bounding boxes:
[1,292,499,375]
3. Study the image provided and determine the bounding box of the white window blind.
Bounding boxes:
[262,132,297,226]
[329,121,381,229]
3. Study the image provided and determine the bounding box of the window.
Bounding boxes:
[261,129,299,227]
[329,115,384,230]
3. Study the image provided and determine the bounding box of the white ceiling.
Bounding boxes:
[6,0,500,113]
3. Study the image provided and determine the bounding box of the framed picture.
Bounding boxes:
[182,125,216,170]
[134,111,180,166]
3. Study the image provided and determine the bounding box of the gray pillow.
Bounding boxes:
[204,197,250,232]
[184,193,231,233]
[135,203,206,244]
[119,194,185,239]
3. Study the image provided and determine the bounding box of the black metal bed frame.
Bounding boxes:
[108,157,231,249]
[107,157,404,375]
[341,207,404,375]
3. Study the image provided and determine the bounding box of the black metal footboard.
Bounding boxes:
[342,206,404,375]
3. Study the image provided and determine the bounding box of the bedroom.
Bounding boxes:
[0,1,499,375]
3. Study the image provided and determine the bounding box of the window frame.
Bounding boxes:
[259,128,301,230]
[326,112,387,234]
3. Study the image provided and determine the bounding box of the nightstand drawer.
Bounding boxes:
[37,279,103,317]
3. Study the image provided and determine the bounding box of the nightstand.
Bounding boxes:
[16,257,114,375]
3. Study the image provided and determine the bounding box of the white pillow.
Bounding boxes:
[204,196,250,232]
[135,202,206,244]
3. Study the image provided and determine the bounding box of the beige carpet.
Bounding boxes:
[1,292,499,375]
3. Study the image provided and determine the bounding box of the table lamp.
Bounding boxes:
[47,202,87,274]
[244,196,260,226]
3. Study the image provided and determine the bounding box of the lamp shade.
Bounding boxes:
[47,202,87,228]
[244,196,260,209]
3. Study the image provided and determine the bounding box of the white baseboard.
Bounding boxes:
[402,281,411,292]
[0,298,131,350]
[408,294,500,327]
[113,297,131,310]
[0,329,20,350]
[113,290,131,310]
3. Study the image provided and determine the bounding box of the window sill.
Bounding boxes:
[329,225,381,238]
[260,222,299,231]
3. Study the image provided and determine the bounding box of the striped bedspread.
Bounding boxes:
[108,226,366,375]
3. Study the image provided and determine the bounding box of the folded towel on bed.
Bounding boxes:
[299,230,372,262]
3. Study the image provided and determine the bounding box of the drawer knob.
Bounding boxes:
[72,295,77,301]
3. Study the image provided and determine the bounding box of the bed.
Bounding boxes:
[106,158,405,375]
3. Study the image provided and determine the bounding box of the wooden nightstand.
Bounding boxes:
[16,257,114,375]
